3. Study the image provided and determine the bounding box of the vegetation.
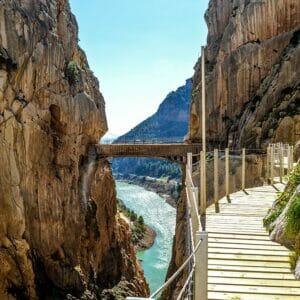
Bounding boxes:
[286,195,300,235]
[289,251,299,270]
[264,164,300,232]
[112,157,182,180]
[117,199,146,244]
[66,60,79,84]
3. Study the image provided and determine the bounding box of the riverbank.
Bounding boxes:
[115,173,181,207]
[118,199,157,251]
[116,182,176,293]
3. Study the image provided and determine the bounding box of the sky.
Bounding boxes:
[69,0,209,136]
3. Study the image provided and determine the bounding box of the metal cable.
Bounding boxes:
[150,239,202,298]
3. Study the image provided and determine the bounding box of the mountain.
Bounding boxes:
[112,79,192,180]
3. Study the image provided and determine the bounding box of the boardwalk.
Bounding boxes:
[206,183,300,300]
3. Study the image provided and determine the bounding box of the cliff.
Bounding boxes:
[0,1,148,299]
[164,1,300,298]
[188,0,300,150]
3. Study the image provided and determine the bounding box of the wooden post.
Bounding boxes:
[266,145,270,182]
[242,148,246,190]
[225,148,230,200]
[287,146,291,175]
[279,145,284,183]
[194,231,208,300]
[200,151,206,216]
[290,146,294,172]
[270,145,274,185]
[214,149,219,212]
[201,46,206,217]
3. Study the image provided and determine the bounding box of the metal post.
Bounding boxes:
[279,145,284,183]
[214,149,219,212]
[201,46,206,215]
[200,151,206,216]
[242,148,246,190]
[225,148,230,200]
[194,231,208,300]
[270,145,274,185]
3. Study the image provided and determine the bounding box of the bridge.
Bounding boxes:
[95,143,201,163]
[126,143,300,300]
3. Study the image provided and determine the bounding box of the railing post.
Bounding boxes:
[200,151,206,216]
[279,145,284,183]
[225,148,230,200]
[270,145,274,185]
[266,145,270,182]
[214,149,219,212]
[242,148,246,190]
[194,231,208,300]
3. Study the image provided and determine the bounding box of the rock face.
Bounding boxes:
[0,1,148,299]
[188,0,300,149]
[165,1,300,298]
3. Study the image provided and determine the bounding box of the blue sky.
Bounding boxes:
[69,0,209,136]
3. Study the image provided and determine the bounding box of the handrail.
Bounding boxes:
[150,239,202,299]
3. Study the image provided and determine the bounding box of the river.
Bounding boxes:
[116,181,176,294]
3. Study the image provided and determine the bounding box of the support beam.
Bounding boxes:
[279,145,284,183]
[194,231,208,300]
[225,148,230,200]
[270,145,274,185]
[242,148,246,190]
[200,151,206,216]
[201,46,206,217]
[214,149,219,212]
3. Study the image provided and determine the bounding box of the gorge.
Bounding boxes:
[0,0,300,299]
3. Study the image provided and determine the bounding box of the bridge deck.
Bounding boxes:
[206,183,300,300]
[95,143,201,162]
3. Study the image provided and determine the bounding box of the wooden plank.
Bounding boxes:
[208,259,290,268]
[208,291,300,300]
[208,283,300,295]
[207,230,269,236]
[208,276,300,287]
[208,237,283,246]
[208,253,289,262]
[208,242,289,251]
[209,247,289,256]
[208,264,292,273]
[208,270,295,280]
[208,233,271,240]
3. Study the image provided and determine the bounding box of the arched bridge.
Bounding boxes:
[94,143,201,163]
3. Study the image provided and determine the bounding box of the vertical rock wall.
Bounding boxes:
[188,0,300,149]
[165,1,300,299]
[0,0,148,299]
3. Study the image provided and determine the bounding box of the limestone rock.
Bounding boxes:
[188,0,300,149]
[0,0,148,299]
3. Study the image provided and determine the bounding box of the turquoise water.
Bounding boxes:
[116,181,176,294]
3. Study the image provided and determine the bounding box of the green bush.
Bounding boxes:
[289,251,299,270]
[264,165,300,231]
[287,195,300,235]
[66,60,79,84]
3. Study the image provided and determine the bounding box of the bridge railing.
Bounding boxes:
[112,137,185,145]
[127,143,295,300]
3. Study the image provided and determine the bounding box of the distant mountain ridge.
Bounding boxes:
[112,79,192,180]
[115,78,192,143]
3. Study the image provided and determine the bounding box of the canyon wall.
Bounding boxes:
[0,0,148,299]
[188,0,300,151]
[165,1,300,298]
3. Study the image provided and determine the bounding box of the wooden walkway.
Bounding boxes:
[206,183,300,300]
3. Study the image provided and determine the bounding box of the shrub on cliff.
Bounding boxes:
[264,164,300,232]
